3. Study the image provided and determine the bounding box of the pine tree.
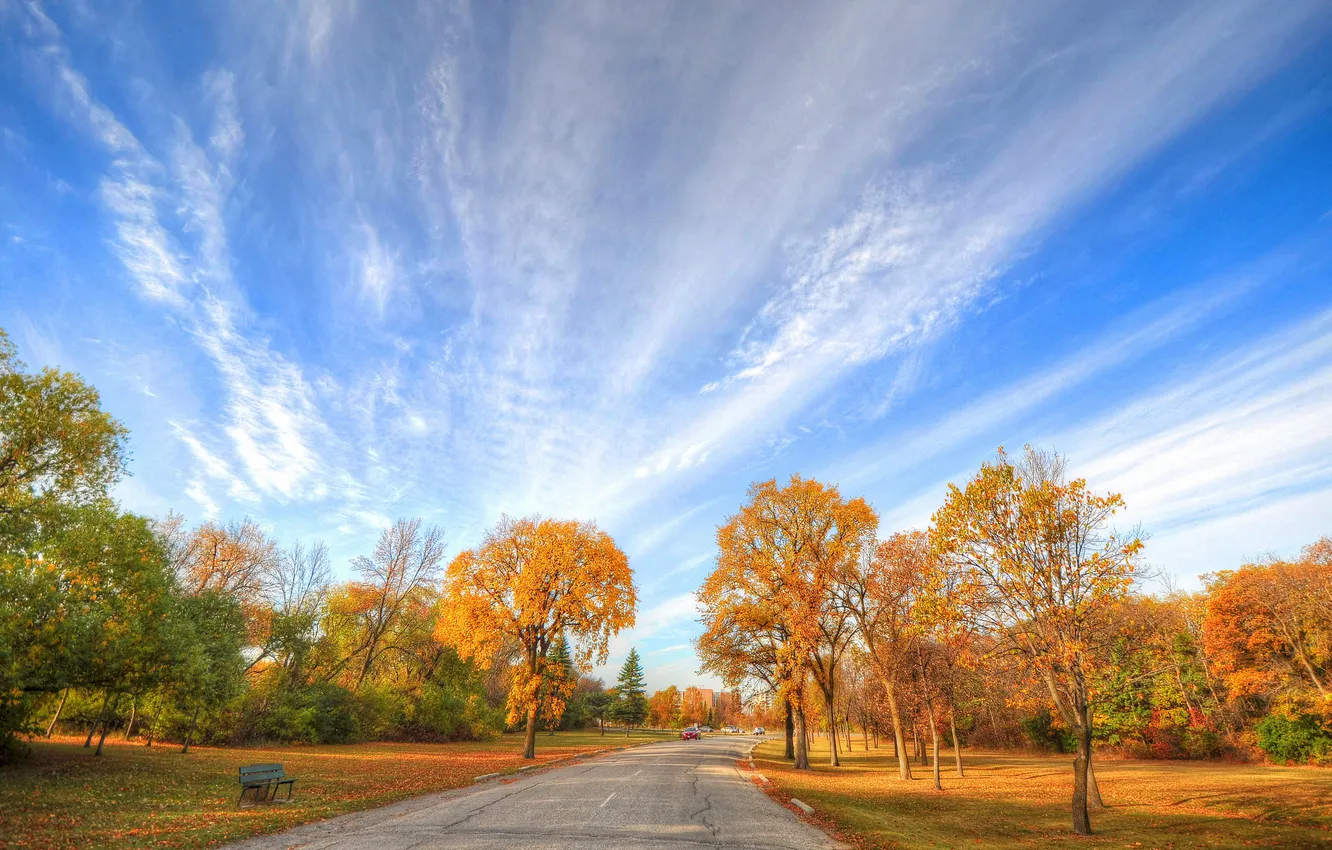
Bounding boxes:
[610,648,648,736]
[543,636,576,734]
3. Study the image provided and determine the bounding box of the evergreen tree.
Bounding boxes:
[543,636,576,735]
[610,648,648,736]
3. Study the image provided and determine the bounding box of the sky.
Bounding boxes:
[2,0,1331,692]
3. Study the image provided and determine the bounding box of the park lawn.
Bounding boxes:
[753,738,1332,849]
[0,729,674,850]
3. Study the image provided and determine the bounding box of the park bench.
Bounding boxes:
[237,763,297,807]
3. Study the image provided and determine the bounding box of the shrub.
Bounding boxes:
[1255,712,1332,765]
[1021,710,1076,753]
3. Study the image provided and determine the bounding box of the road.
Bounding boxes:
[226,735,842,850]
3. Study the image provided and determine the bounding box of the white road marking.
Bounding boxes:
[600,792,618,807]
[632,769,643,776]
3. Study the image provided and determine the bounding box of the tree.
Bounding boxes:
[837,531,928,780]
[437,516,636,758]
[701,476,876,769]
[0,329,128,547]
[542,636,576,734]
[679,686,711,727]
[930,447,1142,835]
[1,506,177,757]
[338,519,447,690]
[161,590,247,753]
[1204,545,1331,706]
[649,686,682,728]
[585,688,614,736]
[610,649,648,734]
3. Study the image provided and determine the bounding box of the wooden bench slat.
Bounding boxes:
[237,762,298,808]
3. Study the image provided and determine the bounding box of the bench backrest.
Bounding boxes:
[239,763,285,784]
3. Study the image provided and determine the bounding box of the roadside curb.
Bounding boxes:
[790,798,815,815]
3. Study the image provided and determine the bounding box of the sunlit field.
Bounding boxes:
[0,730,674,850]
[753,739,1332,849]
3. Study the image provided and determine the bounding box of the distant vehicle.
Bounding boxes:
[681,727,701,740]
[699,725,713,732]
[752,727,766,735]
[722,725,740,734]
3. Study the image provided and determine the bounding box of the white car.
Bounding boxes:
[752,727,766,735]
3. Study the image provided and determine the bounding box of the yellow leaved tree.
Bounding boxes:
[930,447,1142,836]
[436,516,636,758]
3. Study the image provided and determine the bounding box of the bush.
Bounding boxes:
[1021,710,1076,753]
[1255,712,1332,765]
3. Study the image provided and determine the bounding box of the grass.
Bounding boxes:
[0,729,675,849]
[751,738,1332,849]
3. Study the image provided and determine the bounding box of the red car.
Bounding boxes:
[680,727,701,740]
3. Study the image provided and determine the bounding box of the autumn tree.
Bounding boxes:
[1204,543,1331,705]
[836,531,930,779]
[931,447,1141,835]
[700,476,877,770]
[679,686,711,727]
[696,566,793,753]
[437,516,636,758]
[649,686,681,728]
[333,519,447,691]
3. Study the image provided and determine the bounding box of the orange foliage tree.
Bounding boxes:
[835,530,928,780]
[700,476,877,770]
[1204,537,1332,707]
[437,516,636,758]
[649,686,681,728]
[930,447,1142,836]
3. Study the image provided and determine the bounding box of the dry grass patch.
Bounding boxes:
[754,738,1332,849]
[0,731,670,849]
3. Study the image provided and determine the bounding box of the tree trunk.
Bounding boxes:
[124,697,138,740]
[885,685,912,780]
[824,683,840,767]
[928,709,942,791]
[862,718,869,751]
[950,713,964,778]
[45,689,68,738]
[85,691,111,748]
[523,705,538,759]
[181,706,201,754]
[1072,720,1093,835]
[94,694,119,756]
[793,704,811,770]
[784,700,795,760]
[600,714,606,736]
[1088,754,1105,808]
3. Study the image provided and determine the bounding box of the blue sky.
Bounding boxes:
[3,1,1331,691]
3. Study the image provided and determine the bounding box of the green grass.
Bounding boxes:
[752,738,1332,849]
[0,729,673,849]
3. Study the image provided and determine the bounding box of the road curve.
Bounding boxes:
[225,735,843,850]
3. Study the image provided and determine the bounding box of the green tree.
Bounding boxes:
[610,649,648,735]
[2,506,176,757]
[0,329,128,547]
[156,590,247,753]
[585,689,614,736]
[542,636,576,734]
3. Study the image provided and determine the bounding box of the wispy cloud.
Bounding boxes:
[4,0,1330,686]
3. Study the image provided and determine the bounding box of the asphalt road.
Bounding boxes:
[226,735,842,850]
